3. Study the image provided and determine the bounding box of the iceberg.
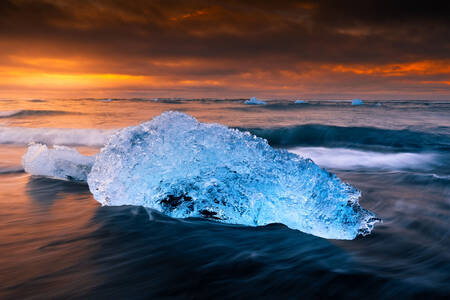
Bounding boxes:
[22,143,94,181]
[244,97,266,105]
[351,99,364,105]
[87,111,378,240]
[295,100,306,104]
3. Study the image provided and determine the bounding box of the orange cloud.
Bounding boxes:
[169,9,209,22]
[0,52,449,100]
[330,60,450,76]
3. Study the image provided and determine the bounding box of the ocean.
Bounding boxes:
[0,98,449,299]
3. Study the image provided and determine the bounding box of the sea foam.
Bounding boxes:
[289,147,438,170]
[0,127,113,146]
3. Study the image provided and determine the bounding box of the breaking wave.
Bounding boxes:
[0,126,114,146]
[240,124,450,151]
[0,110,70,118]
[4,122,448,152]
[289,147,439,171]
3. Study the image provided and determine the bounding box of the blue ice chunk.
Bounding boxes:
[244,97,266,105]
[351,99,364,105]
[88,112,378,239]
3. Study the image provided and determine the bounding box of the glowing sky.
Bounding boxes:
[0,0,449,99]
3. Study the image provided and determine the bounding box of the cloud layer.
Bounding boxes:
[1,0,449,99]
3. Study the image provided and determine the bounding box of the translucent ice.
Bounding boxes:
[295,100,306,104]
[244,97,266,105]
[22,143,94,181]
[88,111,378,239]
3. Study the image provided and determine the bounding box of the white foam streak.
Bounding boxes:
[289,147,437,170]
[0,110,23,117]
[0,127,115,147]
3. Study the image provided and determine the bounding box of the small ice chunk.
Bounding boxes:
[22,143,94,181]
[351,99,364,105]
[244,97,266,105]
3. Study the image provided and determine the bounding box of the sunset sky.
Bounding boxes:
[1,0,449,100]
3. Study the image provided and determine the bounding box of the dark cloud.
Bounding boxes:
[1,0,448,61]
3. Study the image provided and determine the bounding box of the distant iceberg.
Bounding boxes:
[351,99,364,105]
[22,143,94,181]
[295,100,306,104]
[244,97,266,105]
[85,111,377,240]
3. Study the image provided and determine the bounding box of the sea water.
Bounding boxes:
[0,98,449,298]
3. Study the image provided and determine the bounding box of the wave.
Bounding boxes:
[431,174,450,180]
[240,124,450,151]
[288,147,439,171]
[3,122,448,153]
[0,166,24,174]
[0,110,71,118]
[0,110,23,117]
[0,127,114,146]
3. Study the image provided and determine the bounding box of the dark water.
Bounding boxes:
[0,99,449,299]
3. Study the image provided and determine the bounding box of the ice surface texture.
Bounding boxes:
[244,97,266,105]
[88,111,377,239]
[23,143,94,181]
